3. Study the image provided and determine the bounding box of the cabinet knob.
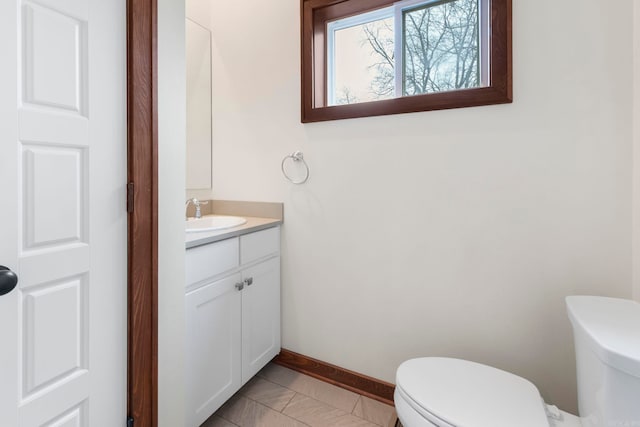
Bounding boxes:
[244,277,253,286]
[235,282,244,291]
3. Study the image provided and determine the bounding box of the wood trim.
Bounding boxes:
[127,0,158,426]
[274,349,396,406]
[315,0,391,22]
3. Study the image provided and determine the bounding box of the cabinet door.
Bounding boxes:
[186,273,242,427]
[241,257,281,383]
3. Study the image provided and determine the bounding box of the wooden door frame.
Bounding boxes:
[127,0,158,426]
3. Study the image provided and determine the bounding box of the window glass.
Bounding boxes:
[330,15,395,105]
[402,0,481,96]
[328,0,484,106]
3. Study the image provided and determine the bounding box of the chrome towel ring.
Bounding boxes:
[281,151,310,185]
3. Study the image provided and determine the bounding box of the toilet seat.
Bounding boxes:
[395,358,551,427]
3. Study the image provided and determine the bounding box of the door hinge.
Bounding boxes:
[127,416,134,427]
[127,182,134,213]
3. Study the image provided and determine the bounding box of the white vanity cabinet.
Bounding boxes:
[185,273,242,426]
[240,256,280,383]
[185,226,281,427]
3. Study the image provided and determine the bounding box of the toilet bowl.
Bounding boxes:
[394,297,640,427]
[394,358,581,427]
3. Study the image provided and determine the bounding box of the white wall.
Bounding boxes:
[197,0,632,413]
[158,0,186,425]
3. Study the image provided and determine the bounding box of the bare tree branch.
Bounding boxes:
[362,0,480,98]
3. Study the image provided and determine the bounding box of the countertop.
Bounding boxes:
[185,216,282,249]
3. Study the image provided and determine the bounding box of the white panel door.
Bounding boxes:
[0,0,127,426]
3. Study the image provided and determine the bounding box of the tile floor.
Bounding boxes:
[200,363,400,427]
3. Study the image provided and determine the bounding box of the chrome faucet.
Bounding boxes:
[185,198,208,219]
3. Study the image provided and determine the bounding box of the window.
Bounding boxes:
[301,0,511,122]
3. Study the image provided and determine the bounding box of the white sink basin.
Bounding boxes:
[186,215,247,233]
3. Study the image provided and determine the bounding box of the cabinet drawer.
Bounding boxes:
[240,227,279,265]
[186,237,239,286]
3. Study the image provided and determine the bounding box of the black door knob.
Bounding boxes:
[0,266,18,296]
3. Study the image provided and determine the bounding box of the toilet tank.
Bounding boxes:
[566,296,640,427]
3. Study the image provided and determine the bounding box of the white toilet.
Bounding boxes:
[394,296,640,427]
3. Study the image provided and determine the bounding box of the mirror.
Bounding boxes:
[186,18,212,190]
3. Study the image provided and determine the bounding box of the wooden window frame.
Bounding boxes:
[301,0,512,123]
